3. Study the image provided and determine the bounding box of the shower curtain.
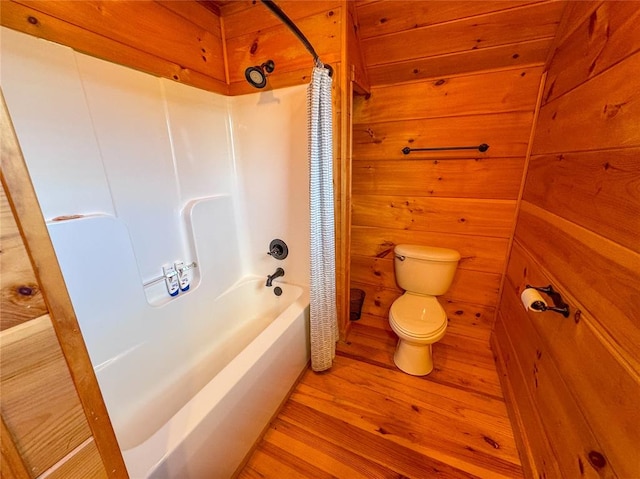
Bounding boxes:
[308,61,337,372]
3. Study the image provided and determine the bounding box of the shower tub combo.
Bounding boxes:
[48,203,310,479]
[3,26,312,477]
[120,278,310,478]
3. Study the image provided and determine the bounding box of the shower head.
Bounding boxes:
[244,60,275,89]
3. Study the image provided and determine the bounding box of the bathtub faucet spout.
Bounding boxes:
[266,267,285,287]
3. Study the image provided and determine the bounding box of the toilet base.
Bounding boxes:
[393,340,434,376]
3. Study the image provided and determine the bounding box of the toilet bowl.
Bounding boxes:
[389,244,460,376]
[389,294,447,375]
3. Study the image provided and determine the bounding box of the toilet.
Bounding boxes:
[389,244,460,376]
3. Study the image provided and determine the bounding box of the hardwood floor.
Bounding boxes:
[237,313,524,478]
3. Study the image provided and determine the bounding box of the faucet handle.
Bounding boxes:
[267,239,288,260]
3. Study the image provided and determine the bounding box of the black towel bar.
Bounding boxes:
[401,143,489,155]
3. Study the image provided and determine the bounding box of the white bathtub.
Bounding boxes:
[102,277,310,478]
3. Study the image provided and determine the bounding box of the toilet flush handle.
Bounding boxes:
[396,254,406,261]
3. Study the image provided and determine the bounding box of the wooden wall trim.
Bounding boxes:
[345,0,370,95]
[493,70,547,330]
[337,1,352,340]
[0,90,128,477]
[219,14,231,86]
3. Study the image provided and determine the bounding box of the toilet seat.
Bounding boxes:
[389,294,447,340]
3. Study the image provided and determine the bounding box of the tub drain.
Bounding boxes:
[273,286,283,296]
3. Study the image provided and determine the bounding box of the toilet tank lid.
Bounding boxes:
[395,244,461,262]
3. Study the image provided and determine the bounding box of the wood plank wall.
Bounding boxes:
[350,64,543,343]
[0,93,127,477]
[0,0,228,94]
[348,0,565,342]
[492,2,640,478]
[221,0,342,95]
[355,0,565,86]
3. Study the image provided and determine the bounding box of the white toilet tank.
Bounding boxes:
[394,244,460,295]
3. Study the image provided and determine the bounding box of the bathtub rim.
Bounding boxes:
[121,278,309,478]
[229,357,310,478]
[107,275,305,451]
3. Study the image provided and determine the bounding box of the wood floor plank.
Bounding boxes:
[264,419,401,478]
[351,314,497,371]
[240,447,313,479]
[299,360,519,463]
[284,387,521,479]
[280,401,483,479]
[338,320,503,399]
[326,355,511,426]
[292,364,517,468]
[237,315,523,479]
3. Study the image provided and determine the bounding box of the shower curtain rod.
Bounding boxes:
[260,0,333,76]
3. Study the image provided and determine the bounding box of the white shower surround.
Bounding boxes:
[1,27,311,477]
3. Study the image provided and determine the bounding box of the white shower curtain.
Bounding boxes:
[308,61,337,372]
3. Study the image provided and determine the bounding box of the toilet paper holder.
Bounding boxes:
[525,284,570,317]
